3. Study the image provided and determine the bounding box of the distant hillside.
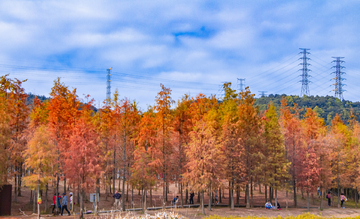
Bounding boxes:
[26,93,49,106]
[255,95,360,125]
[26,93,97,112]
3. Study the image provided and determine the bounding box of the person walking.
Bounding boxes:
[214,193,219,205]
[52,193,62,214]
[340,193,347,208]
[172,196,179,205]
[326,191,331,207]
[113,190,121,208]
[189,191,195,204]
[61,193,71,216]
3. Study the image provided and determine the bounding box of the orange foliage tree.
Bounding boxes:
[154,84,174,203]
[64,101,103,218]
[184,110,224,215]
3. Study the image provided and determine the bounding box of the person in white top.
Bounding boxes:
[69,192,74,211]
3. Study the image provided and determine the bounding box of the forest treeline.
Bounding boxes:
[27,92,360,126]
[255,94,360,125]
[1,75,360,217]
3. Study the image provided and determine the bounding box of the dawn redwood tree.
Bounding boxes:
[263,103,290,209]
[279,98,303,207]
[184,110,224,215]
[65,104,103,218]
[130,142,158,212]
[137,107,160,207]
[349,113,360,207]
[218,82,244,209]
[329,114,351,207]
[237,87,262,208]
[0,92,10,186]
[0,75,29,201]
[47,78,81,213]
[23,125,56,217]
[94,102,115,199]
[154,84,174,204]
[111,91,138,210]
[7,78,29,199]
[172,94,192,206]
[298,108,324,210]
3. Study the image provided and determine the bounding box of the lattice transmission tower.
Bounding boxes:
[299,48,311,96]
[331,57,346,100]
[106,67,112,105]
[237,78,245,92]
[259,91,267,97]
[217,81,230,100]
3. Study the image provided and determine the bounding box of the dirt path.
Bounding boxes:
[6,180,348,217]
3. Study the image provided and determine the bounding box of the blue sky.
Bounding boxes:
[0,0,359,110]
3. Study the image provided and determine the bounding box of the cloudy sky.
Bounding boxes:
[0,0,359,110]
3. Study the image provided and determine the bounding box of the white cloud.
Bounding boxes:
[0,0,360,108]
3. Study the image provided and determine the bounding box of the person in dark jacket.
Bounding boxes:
[61,193,71,216]
[113,190,121,208]
[189,191,195,204]
[326,191,331,206]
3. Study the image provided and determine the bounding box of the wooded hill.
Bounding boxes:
[27,93,360,126]
[255,95,360,125]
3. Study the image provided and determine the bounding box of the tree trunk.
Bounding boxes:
[180,183,183,207]
[246,183,250,208]
[250,178,253,207]
[286,188,288,210]
[209,185,212,211]
[121,167,126,211]
[77,184,80,206]
[231,183,234,210]
[80,189,84,219]
[307,191,310,211]
[63,178,66,195]
[236,186,240,205]
[259,183,262,193]
[197,191,200,203]
[265,185,267,203]
[56,175,59,214]
[150,188,153,207]
[45,184,48,213]
[143,189,147,213]
[275,189,278,210]
[201,191,205,215]
[219,188,222,203]
[18,165,23,196]
[37,173,41,219]
[33,190,36,213]
[30,190,32,204]
[131,188,134,208]
[293,178,297,207]
[228,181,231,207]
[14,171,17,202]
[320,187,323,210]
[162,182,166,208]
[355,187,358,208]
[95,178,100,215]
[126,182,129,201]
[185,187,188,204]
